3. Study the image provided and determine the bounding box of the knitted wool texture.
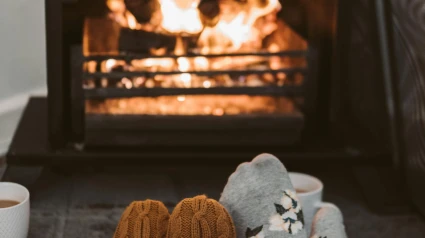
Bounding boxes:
[167,195,236,238]
[310,205,347,238]
[219,153,308,238]
[113,200,170,238]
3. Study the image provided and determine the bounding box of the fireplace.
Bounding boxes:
[80,0,309,148]
[6,0,400,164]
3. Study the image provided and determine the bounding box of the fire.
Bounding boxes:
[126,11,137,29]
[107,0,282,52]
[107,0,139,29]
[215,12,251,50]
[158,0,203,34]
[177,57,190,72]
[194,57,209,70]
[105,59,117,71]
[177,57,192,87]
[198,0,281,52]
[89,0,307,116]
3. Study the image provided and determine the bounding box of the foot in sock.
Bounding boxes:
[167,195,236,238]
[113,200,170,238]
[310,205,347,238]
[220,153,307,238]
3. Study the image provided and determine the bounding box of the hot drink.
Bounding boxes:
[0,200,20,208]
[295,188,308,194]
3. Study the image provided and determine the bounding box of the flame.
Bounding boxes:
[107,0,139,29]
[177,57,192,87]
[86,0,309,117]
[158,0,203,34]
[105,59,117,71]
[177,57,190,72]
[203,80,211,88]
[121,77,133,89]
[268,43,281,70]
[107,0,125,13]
[133,58,174,69]
[198,0,281,51]
[177,95,186,102]
[180,73,192,87]
[126,11,137,29]
[216,12,251,50]
[194,57,209,70]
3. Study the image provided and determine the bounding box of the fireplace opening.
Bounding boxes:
[5,0,398,166]
[74,0,310,148]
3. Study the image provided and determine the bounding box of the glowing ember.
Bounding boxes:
[203,80,211,88]
[105,59,117,71]
[177,95,186,102]
[194,57,209,70]
[86,96,296,116]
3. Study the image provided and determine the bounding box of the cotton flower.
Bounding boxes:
[290,221,303,234]
[284,189,298,199]
[269,190,304,235]
[282,195,293,209]
[282,190,301,213]
[269,214,286,231]
[282,210,297,220]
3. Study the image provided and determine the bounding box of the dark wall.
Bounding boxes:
[391,0,425,216]
[331,0,392,152]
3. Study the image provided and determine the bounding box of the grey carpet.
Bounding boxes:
[3,164,425,238]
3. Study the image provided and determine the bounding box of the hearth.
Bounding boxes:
[7,0,401,164]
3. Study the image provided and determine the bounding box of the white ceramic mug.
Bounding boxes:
[0,182,30,238]
[289,172,334,236]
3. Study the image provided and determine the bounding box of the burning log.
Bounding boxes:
[255,0,270,8]
[118,28,177,53]
[264,19,307,67]
[276,0,307,38]
[83,17,121,55]
[238,0,270,8]
[124,0,159,23]
[80,0,110,17]
[198,0,220,27]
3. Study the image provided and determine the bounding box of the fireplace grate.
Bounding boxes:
[82,50,308,99]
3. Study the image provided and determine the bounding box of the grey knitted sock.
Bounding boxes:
[219,153,307,238]
[310,204,347,238]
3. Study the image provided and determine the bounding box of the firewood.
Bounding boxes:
[248,0,269,8]
[79,0,110,17]
[198,0,220,27]
[83,17,121,56]
[264,19,307,67]
[119,28,177,53]
[124,0,159,23]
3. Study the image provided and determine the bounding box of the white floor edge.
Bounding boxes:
[0,87,47,116]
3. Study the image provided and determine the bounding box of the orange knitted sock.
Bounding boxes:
[167,195,236,238]
[113,200,170,238]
